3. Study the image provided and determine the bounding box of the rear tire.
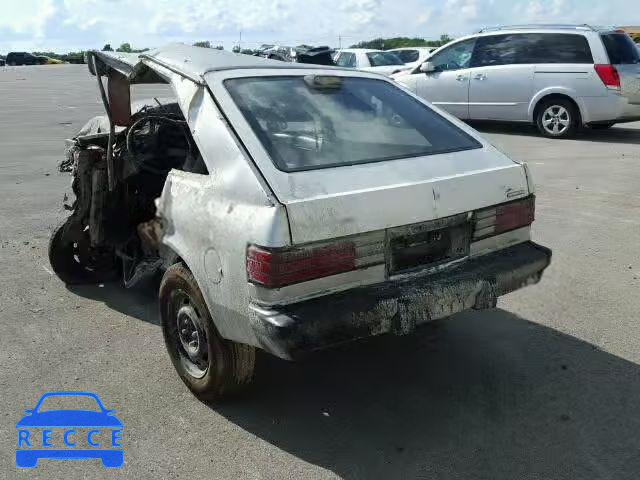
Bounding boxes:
[160,263,255,402]
[535,98,579,139]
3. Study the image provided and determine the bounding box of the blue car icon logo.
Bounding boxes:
[16,391,123,468]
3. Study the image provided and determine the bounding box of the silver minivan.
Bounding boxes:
[394,25,640,138]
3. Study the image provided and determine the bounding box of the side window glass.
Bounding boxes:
[336,52,356,68]
[532,34,593,63]
[430,39,476,71]
[471,35,516,67]
[471,33,594,67]
[407,50,419,63]
[394,50,419,63]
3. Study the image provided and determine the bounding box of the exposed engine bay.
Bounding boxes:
[53,102,205,287]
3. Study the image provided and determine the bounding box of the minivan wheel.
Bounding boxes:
[160,263,255,402]
[535,99,579,138]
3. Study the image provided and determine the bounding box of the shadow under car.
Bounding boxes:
[215,308,640,480]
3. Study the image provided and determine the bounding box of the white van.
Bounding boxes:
[394,25,640,138]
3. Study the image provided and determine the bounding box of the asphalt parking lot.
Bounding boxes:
[1,64,640,479]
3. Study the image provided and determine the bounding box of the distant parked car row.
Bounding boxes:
[332,47,437,76]
[1,52,64,66]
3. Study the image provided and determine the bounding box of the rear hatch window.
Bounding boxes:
[225,76,482,172]
[601,33,640,64]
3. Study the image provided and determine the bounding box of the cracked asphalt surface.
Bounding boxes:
[1,65,639,479]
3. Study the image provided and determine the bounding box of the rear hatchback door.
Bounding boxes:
[601,31,640,104]
[209,69,529,244]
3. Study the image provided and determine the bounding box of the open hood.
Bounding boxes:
[86,50,167,84]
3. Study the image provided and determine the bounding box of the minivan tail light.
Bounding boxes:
[594,64,621,90]
[474,196,535,240]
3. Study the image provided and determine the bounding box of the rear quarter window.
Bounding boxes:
[601,33,640,64]
[472,33,593,66]
[225,76,482,172]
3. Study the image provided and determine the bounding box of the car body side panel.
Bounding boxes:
[155,75,290,345]
[467,64,535,121]
[584,31,610,64]
[356,51,371,68]
[415,69,471,118]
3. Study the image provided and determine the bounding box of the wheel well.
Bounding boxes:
[533,94,582,125]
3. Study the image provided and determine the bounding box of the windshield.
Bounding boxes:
[366,51,404,66]
[601,33,640,64]
[225,76,481,172]
[36,395,101,412]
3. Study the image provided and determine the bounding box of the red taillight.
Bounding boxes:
[495,197,535,233]
[474,196,535,240]
[247,242,356,288]
[594,64,621,90]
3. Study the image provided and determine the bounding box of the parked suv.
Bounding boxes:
[394,25,640,138]
[6,52,41,66]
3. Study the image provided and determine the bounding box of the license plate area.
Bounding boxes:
[388,213,471,275]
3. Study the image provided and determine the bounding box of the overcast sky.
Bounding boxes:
[0,0,637,53]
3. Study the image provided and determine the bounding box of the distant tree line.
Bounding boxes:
[25,35,455,65]
[350,35,453,50]
[101,43,149,53]
[31,51,84,63]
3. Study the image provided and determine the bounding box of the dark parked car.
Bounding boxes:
[6,52,41,66]
[0,55,5,66]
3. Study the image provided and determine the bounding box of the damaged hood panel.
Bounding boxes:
[87,50,167,84]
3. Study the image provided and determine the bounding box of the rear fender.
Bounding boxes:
[156,169,290,347]
[528,87,587,123]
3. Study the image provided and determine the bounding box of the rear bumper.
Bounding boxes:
[581,93,640,124]
[249,241,551,360]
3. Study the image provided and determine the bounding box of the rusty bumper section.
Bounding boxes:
[250,241,551,360]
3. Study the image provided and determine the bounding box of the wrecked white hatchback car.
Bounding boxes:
[50,44,551,400]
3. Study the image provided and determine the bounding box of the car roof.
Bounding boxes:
[337,48,382,53]
[478,23,619,33]
[89,43,338,85]
[388,47,434,51]
[428,26,609,52]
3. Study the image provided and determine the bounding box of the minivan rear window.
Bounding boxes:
[601,33,640,64]
[225,76,482,172]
